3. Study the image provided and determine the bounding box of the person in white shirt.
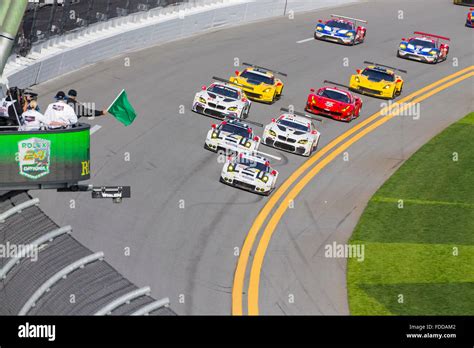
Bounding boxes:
[43,91,78,129]
[20,100,48,131]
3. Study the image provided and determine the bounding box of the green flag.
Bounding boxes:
[107,89,137,126]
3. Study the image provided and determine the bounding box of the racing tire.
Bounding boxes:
[304,150,312,157]
[445,48,450,61]
[272,91,278,104]
[396,84,403,97]
[277,87,284,100]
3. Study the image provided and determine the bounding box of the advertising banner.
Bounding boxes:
[0,124,90,188]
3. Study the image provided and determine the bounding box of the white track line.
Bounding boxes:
[90,125,102,135]
[297,37,314,44]
[255,150,281,161]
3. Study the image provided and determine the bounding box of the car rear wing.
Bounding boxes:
[363,61,408,74]
[323,80,351,90]
[280,107,323,123]
[330,14,367,24]
[414,32,450,42]
[242,62,288,77]
[212,76,254,91]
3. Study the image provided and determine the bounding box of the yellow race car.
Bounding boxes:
[230,63,286,104]
[349,61,406,99]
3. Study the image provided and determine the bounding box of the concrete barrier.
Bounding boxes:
[5,0,361,88]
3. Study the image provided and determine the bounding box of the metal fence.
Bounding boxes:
[14,0,191,56]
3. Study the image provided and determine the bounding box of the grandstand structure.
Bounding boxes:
[0,191,175,316]
[16,0,190,56]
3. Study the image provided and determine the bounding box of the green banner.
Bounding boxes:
[0,125,90,188]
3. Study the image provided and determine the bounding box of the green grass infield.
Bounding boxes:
[348,112,474,315]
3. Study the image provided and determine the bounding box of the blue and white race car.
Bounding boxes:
[397,32,450,64]
[314,14,367,45]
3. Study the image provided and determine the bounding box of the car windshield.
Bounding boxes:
[278,119,310,132]
[240,71,274,85]
[220,124,251,138]
[319,89,351,103]
[237,157,269,172]
[362,68,395,82]
[325,20,353,30]
[409,39,436,49]
[208,85,239,99]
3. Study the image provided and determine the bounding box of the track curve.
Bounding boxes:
[32,0,473,315]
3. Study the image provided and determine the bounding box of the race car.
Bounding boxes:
[230,63,286,104]
[314,14,367,45]
[466,8,474,27]
[192,77,252,119]
[262,108,321,157]
[220,152,279,196]
[305,80,362,122]
[397,32,450,64]
[349,61,406,99]
[204,118,261,154]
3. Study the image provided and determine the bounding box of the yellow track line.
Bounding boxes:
[231,65,474,315]
[247,70,474,315]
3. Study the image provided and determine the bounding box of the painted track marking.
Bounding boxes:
[90,125,102,135]
[297,37,314,44]
[232,66,474,315]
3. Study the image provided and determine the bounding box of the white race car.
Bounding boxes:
[220,152,279,196]
[262,108,322,157]
[204,118,261,154]
[192,77,252,120]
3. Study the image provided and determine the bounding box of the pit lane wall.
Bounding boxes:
[5,0,361,88]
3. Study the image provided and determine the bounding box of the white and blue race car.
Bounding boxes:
[314,14,367,45]
[397,32,450,64]
[220,152,279,196]
[204,118,261,155]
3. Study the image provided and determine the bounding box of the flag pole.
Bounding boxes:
[107,89,125,112]
[5,81,21,128]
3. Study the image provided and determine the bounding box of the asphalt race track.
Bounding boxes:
[32,0,473,315]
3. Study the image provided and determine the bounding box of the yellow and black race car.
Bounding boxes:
[349,61,407,100]
[230,63,286,104]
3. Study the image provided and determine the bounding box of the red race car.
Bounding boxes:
[305,80,363,122]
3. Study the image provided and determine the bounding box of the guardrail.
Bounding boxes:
[94,287,151,315]
[131,298,171,315]
[0,197,40,222]
[19,251,105,315]
[5,0,360,88]
[0,225,72,280]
